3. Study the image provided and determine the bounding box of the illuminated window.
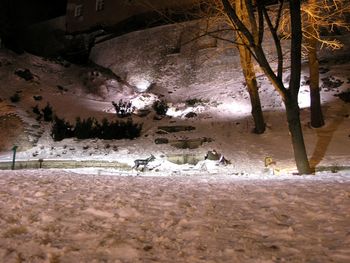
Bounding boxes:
[74,4,83,17]
[96,0,105,11]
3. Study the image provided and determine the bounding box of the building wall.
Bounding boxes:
[19,16,67,56]
[66,0,194,33]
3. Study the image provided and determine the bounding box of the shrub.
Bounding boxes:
[51,116,142,141]
[112,100,134,118]
[74,117,97,139]
[14,68,34,81]
[32,104,41,115]
[10,93,20,103]
[185,98,202,106]
[32,104,42,120]
[153,100,168,116]
[42,103,53,122]
[51,116,74,141]
[335,90,350,103]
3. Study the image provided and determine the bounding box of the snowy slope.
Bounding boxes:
[0,33,349,176]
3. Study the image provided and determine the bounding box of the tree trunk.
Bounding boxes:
[308,48,324,127]
[306,1,325,128]
[287,0,312,174]
[236,0,265,134]
[238,45,266,133]
[285,97,312,174]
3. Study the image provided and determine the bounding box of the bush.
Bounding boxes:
[153,100,168,116]
[42,103,53,122]
[112,100,134,118]
[32,104,42,120]
[51,116,142,141]
[51,116,74,141]
[14,68,34,81]
[32,104,41,115]
[74,117,98,139]
[10,93,20,103]
[185,98,203,106]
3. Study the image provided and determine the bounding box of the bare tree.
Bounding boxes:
[281,0,350,128]
[235,0,266,134]
[220,0,312,174]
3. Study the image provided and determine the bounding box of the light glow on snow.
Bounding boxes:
[135,79,150,92]
[218,101,252,117]
[298,89,311,109]
[130,93,158,109]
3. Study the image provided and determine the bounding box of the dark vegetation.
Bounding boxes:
[30,100,143,141]
[14,68,34,81]
[152,100,169,116]
[32,103,53,121]
[51,116,142,141]
[10,92,20,103]
[335,90,350,103]
[185,98,205,106]
[112,99,134,118]
[321,76,344,91]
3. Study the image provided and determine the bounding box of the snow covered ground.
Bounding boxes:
[0,169,349,263]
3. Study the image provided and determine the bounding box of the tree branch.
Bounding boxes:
[261,4,284,80]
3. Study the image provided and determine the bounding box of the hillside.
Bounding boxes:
[0,29,350,263]
[0,33,349,175]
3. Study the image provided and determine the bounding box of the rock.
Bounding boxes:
[335,91,350,103]
[14,68,35,81]
[57,85,68,92]
[185,112,197,118]
[133,109,151,117]
[321,76,344,91]
[33,95,42,101]
[205,150,220,160]
[155,138,169,144]
[156,130,168,135]
[319,67,329,74]
[167,154,203,165]
[153,115,164,120]
[158,125,195,133]
[170,137,212,149]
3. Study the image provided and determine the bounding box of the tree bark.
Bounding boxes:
[306,0,325,128]
[238,45,266,133]
[285,97,312,174]
[308,45,324,127]
[236,0,265,134]
[288,0,312,174]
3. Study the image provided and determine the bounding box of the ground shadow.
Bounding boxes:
[309,103,349,169]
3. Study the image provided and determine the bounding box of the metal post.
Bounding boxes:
[39,159,43,169]
[11,145,18,170]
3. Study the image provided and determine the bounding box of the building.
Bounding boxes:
[65,0,194,33]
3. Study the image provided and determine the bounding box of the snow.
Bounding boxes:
[0,170,349,262]
[0,28,350,262]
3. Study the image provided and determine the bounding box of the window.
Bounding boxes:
[96,0,105,11]
[74,4,83,17]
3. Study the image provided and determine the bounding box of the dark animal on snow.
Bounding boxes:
[133,155,155,169]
